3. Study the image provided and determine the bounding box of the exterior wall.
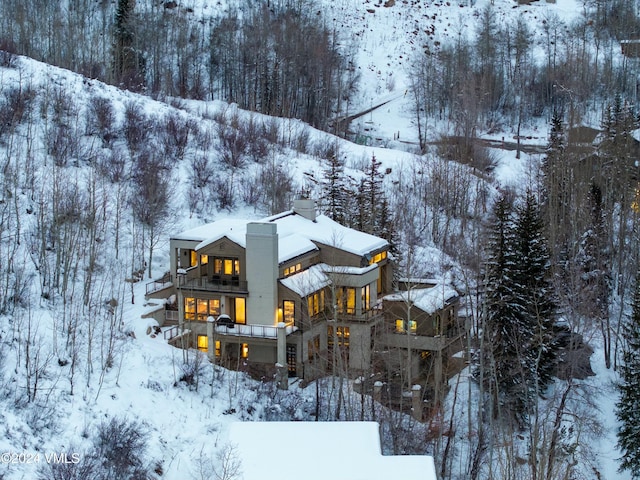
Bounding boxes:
[245,223,278,326]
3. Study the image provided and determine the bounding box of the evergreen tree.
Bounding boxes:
[321,152,347,224]
[541,110,569,261]
[113,0,145,90]
[482,192,532,426]
[513,189,558,390]
[616,273,640,478]
[482,191,558,427]
[359,154,384,234]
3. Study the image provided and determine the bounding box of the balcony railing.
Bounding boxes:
[215,323,297,339]
[177,275,248,293]
[146,273,173,295]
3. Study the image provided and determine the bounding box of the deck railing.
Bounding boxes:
[146,273,173,295]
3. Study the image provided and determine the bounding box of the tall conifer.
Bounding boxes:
[617,273,640,478]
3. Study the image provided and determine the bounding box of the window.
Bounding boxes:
[185,297,220,321]
[395,318,416,333]
[200,254,209,265]
[213,257,240,275]
[234,298,246,324]
[307,290,325,317]
[241,343,249,358]
[215,340,221,357]
[308,336,320,361]
[185,297,196,320]
[395,319,404,333]
[284,263,301,277]
[197,335,208,352]
[336,287,356,315]
[328,325,350,346]
[283,300,295,326]
[190,250,198,267]
[434,315,441,334]
[361,285,371,312]
[369,250,387,265]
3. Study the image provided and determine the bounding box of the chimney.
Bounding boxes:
[293,198,316,222]
[245,222,278,326]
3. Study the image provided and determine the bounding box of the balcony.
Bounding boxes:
[215,323,297,339]
[380,326,465,352]
[177,274,248,293]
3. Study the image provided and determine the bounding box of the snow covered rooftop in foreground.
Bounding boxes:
[228,421,437,480]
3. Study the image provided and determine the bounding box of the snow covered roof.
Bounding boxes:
[172,218,248,245]
[279,263,331,296]
[384,285,458,314]
[228,421,437,480]
[271,212,388,257]
[172,210,387,264]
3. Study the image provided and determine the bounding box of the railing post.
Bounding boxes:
[276,322,288,390]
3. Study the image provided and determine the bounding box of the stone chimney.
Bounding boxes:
[293,198,316,222]
[245,222,278,326]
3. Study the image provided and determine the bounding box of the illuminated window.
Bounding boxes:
[284,263,301,277]
[361,285,371,312]
[328,326,350,347]
[307,290,325,317]
[234,298,246,324]
[224,259,233,275]
[369,250,388,265]
[209,299,220,316]
[395,319,417,333]
[186,297,220,321]
[190,250,198,267]
[197,335,208,352]
[185,297,196,320]
[200,254,209,265]
[213,257,240,275]
[197,299,209,319]
[241,343,249,358]
[215,340,221,357]
[283,300,295,326]
[337,287,356,315]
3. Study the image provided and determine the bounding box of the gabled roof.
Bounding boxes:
[384,284,458,314]
[171,210,388,265]
[228,421,437,480]
[268,211,388,257]
[279,263,331,296]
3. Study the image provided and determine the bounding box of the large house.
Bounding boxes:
[146,199,464,397]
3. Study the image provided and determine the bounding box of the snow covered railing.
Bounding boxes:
[215,324,297,339]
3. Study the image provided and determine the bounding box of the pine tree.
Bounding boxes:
[616,273,640,478]
[541,110,569,261]
[359,154,384,234]
[321,153,347,224]
[482,191,558,427]
[482,192,532,425]
[513,189,558,391]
